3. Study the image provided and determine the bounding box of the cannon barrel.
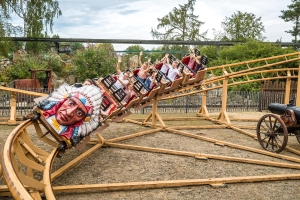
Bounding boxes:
[268,103,300,122]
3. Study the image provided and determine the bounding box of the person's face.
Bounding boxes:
[56,97,88,126]
[83,81,91,86]
[172,62,178,69]
[123,73,129,80]
[128,85,134,90]
[142,63,148,69]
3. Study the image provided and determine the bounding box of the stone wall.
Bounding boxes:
[0,58,10,71]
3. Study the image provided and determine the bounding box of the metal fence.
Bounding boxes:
[0,88,53,118]
[137,90,262,114]
[0,88,290,117]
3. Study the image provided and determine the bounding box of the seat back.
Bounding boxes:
[169,54,177,65]
[112,88,126,102]
[155,70,165,83]
[133,69,140,77]
[200,54,208,65]
[100,95,112,111]
[181,56,190,65]
[133,80,147,94]
[195,48,200,56]
[155,62,163,70]
[101,75,116,89]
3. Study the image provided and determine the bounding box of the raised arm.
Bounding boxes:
[116,56,122,75]
[139,51,143,67]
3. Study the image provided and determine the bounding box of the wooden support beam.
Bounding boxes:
[166,127,300,164]
[107,128,162,143]
[216,76,231,125]
[169,125,227,129]
[7,92,17,125]
[297,54,300,106]
[152,98,158,125]
[105,142,300,169]
[128,117,202,122]
[51,143,103,181]
[198,91,209,117]
[285,71,292,104]
[51,173,300,193]
[123,118,144,125]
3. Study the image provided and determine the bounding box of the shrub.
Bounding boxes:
[72,44,117,81]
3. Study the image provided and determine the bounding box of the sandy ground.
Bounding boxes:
[1,111,300,200]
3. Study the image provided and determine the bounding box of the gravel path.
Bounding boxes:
[1,112,300,200]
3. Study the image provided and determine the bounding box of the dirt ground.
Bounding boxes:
[1,111,300,200]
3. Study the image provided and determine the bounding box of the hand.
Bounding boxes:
[165,53,169,58]
[118,56,122,63]
[148,58,151,62]
[140,51,143,56]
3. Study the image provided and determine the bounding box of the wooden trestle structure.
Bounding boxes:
[1,52,300,199]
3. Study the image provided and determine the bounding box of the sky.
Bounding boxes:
[12,0,296,50]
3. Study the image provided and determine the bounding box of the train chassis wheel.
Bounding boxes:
[256,114,288,153]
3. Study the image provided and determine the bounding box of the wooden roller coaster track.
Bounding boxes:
[1,52,300,199]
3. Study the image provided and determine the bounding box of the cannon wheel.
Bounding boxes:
[256,114,288,153]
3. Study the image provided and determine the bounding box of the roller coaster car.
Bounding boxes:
[30,83,105,154]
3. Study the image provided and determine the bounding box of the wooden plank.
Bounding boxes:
[166,127,300,164]
[0,86,47,97]
[105,142,300,169]
[32,121,58,147]
[107,128,162,143]
[169,125,227,129]
[52,173,300,193]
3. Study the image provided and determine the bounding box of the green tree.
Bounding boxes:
[221,11,266,42]
[151,0,207,42]
[279,0,300,42]
[125,45,144,55]
[5,51,63,82]
[1,0,62,50]
[0,5,23,57]
[72,44,117,81]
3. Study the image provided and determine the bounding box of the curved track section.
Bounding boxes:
[1,52,300,199]
[2,119,58,199]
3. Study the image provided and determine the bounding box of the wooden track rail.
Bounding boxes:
[1,52,300,198]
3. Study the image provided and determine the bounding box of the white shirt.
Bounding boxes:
[114,73,129,89]
[167,67,179,81]
[160,64,170,74]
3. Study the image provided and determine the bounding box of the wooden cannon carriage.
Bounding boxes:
[256,100,300,153]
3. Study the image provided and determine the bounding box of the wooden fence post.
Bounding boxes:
[198,91,209,117]
[285,70,291,104]
[296,55,300,106]
[8,92,17,125]
[216,75,231,125]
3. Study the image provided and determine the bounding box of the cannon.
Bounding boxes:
[256,100,300,153]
